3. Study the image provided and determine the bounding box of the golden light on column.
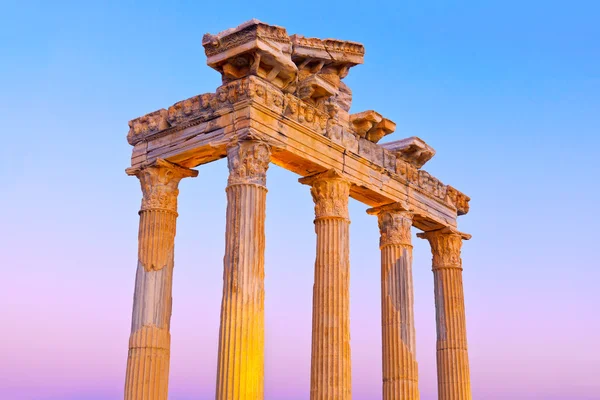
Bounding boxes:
[215,140,271,400]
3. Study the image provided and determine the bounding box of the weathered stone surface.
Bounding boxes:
[124,159,197,400]
[203,19,297,90]
[382,136,435,169]
[350,110,396,143]
[216,141,270,400]
[124,20,474,400]
[290,35,364,107]
[367,204,420,400]
[418,228,472,400]
[300,170,352,400]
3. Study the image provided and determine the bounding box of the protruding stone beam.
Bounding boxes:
[367,203,420,400]
[203,19,297,90]
[417,227,472,400]
[216,140,271,400]
[382,136,435,169]
[124,159,198,400]
[290,35,364,106]
[350,110,396,143]
[299,169,353,400]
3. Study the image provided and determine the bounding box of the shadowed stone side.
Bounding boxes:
[216,141,270,400]
[124,159,198,400]
[300,170,352,400]
[418,228,472,400]
[368,204,420,400]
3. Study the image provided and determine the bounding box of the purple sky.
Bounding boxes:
[1,1,599,399]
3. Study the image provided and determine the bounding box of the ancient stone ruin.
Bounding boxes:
[124,20,472,400]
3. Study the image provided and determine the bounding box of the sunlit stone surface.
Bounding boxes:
[124,19,472,400]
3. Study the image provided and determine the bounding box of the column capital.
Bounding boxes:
[367,203,413,248]
[299,169,351,220]
[227,140,271,186]
[417,227,471,270]
[126,158,198,213]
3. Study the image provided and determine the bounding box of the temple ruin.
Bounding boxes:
[123,20,472,400]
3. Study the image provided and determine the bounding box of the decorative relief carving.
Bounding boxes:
[283,93,328,134]
[382,137,436,169]
[227,141,271,186]
[127,109,170,145]
[417,228,471,269]
[350,110,396,143]
[299,170,351,219]
[446,186,471,216]
[419,170,447,200]
[368,204,413,247]
[127,159,199,213]
[203,20,297,90]
[325,103,343,143]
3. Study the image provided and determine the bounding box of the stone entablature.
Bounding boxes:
[127,76,470,226]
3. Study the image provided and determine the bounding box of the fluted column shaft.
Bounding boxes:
[300,170,352,400]
[418,228,472,400]
[124,159,198,400]
[216,141,271,400]
[368,205,419,400]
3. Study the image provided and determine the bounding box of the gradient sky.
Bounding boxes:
[1,1,599,399]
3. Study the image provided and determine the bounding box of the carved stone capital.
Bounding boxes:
[227,140,271,186]
[127,159,198,213]
[417,227,471,270]
[367,203,413,247]
[299,169,351,219]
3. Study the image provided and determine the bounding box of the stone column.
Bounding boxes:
[216,140,271,400]
[124,159,198,400]
[367,204,419,400]
[299,169,352,400]
[417,228,472,400]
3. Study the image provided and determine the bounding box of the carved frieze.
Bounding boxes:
[446,186,471,215]
[283,93,328,134]
[128,109,170,145]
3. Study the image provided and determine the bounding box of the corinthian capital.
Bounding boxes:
[127,159,198,213]
[417,227,471,270]
[299,169,351,219]
[227,141,271,186]
[367,203,413,247]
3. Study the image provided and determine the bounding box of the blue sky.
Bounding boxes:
[1,1,599,399]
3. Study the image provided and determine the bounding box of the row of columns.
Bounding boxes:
[124,140,472,400]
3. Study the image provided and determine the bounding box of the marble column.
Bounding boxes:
[417,228,472,400]
[299,169,352,400]
[124,159,198,400]
[216,140,271,400]
[367,204,419,400]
